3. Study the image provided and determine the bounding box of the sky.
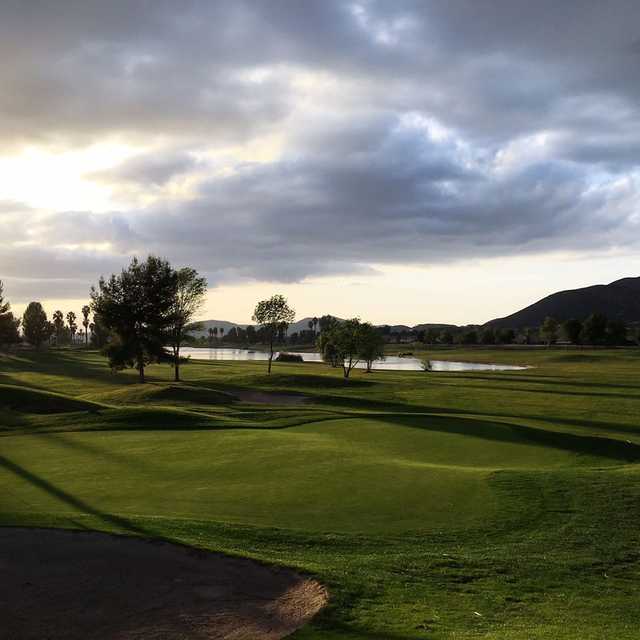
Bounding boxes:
[2,1,640,325]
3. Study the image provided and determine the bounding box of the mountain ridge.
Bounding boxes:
[486,277,640,328]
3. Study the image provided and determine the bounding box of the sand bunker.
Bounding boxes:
[0,527,327,640]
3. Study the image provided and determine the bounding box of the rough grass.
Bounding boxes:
[1,348,640,638]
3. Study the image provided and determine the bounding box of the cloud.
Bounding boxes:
[88,151,200,187]
[2,2,640,301]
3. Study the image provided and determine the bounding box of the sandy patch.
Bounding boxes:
[0,527,327,640]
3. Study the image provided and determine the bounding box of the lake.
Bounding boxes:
[180,347,527,372]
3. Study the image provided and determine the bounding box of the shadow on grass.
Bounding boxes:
[378,414,640,463]
[0,454,155,538]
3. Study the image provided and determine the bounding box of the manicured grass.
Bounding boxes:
[1,348,640,638]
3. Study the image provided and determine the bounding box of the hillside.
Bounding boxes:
[187,319,247,338]
[487,277,640,328]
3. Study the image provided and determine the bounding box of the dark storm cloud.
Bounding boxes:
[2,1,640,299]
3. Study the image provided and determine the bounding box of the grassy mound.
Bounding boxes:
[0,384,103,414]
[3,348,640,638]
[88,383,235,407]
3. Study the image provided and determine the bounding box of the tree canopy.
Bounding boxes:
[252,294,295,374]
[167,267,207,381]
[0,281,20,348]
[22,301,52,348]
[91,255,177,382]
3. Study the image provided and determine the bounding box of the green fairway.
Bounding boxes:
[2,348,640,638]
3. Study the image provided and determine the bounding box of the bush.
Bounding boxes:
[275,352,304,363]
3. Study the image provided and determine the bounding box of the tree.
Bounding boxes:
[318,315,336,333]
[308,319,314,333]
[460,329,478,345]
[208,327,214,347]
[0,281,20,349]
[540,316,558,346]
[52,310,65,346]
[166,267,207,382]
[90,313,110,348]
[22,302,52,348]
[582,313,608,345]
[219,327,224,341]
[606,318,627,345]
[66,311,77,343]
[252,294,295,374]
[358,323,385,372]
[329,318,367,379]
[439,329,454,345]
[81,305,91,347]
[312,316,318,334]
[91,255,177,383]
[562,318,583,345]
[317,316,341,367]
[424,328,440,344]
[481,327,496,345]
[496,328,516,344]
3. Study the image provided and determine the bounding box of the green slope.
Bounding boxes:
[1,348,640,638]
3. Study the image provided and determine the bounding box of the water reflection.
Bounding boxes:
[180,347,527,372]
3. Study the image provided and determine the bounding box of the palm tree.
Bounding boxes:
[66,311,77,344]
[219,327,225,342]
[313,317,318,334]
[208,327,214,347]
[52,310,64,346]
[81,305,91,347]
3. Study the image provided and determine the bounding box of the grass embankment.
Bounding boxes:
[1,348,640,638]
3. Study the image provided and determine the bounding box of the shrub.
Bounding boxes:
[275,352,304,363]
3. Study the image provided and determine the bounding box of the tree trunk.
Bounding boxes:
[85,330,88,348]
[268,335,274,375]
[137,352,145,383]
[174,345,180,382]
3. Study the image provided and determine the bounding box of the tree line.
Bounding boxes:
[2,256,636,383]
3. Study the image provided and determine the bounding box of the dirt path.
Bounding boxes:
[0,527,327,640]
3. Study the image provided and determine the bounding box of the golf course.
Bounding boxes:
[2,347,640,638]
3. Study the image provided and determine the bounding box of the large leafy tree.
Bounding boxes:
[252,294,295,374]
[91,256,177,383]
[321,319,385,377]
[89,313,110,348]
[563,318,583,345]
[358,322,385,373]
[330,318,366,379]
[81,305,91,347]
[0,281,20,349]
[22,301,52,349]
[540,316,559,346]
[167,267,207,382]
[317,315,341,367]
[582,313,608,345]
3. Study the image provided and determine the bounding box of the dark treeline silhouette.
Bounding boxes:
[1,262,639,384]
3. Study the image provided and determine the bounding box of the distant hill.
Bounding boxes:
[487,277,640,329]
[190,316,458,338]
[412,323,459,333]
[187,319,247,338]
